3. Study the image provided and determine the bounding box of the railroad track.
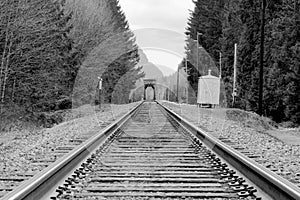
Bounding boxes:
[0,119,113,198]
[2,102,300,200]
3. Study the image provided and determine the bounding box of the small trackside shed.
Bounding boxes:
[197,69,220,107]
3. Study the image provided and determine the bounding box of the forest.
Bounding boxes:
[0,0,299,128]
[0,0,143,127]
[185,0,299,125]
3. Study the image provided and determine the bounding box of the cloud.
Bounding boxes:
[134,28,185,55]
[119,0,194,70]
[120,0,194,33]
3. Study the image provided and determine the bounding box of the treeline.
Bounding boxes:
[0,0,143,117]
[185,0,299,125]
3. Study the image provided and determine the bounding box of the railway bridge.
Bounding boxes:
[144,79,156,101]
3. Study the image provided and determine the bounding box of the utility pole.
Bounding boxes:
[219,52,222,78]
[196,32,201,75]
[185,58,188,103]
[197,32,203,107]
[177,66,180,103]
[232,44,237,107]
[259,0,266,116]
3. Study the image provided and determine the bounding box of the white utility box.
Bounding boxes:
[197,70,220,105]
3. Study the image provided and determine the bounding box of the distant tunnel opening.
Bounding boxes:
[143,79,156,101]
[145,86,155,101]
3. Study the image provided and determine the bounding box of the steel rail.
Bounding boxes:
[157,101,300,200]
[1,101,143,200]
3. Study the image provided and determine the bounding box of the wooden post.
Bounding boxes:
[98,77,102,109]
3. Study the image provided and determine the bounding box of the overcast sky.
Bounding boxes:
[119,0,194,72]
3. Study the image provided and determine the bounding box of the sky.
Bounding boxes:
[119,0,195,73]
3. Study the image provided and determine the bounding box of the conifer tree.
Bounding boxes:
[67,0,143,106]
[185,0,224,97]
[264,0,299,123]
[185,0,299,125]
[220,0,242,106]
[235,0,261,110]
[0,0,72,112]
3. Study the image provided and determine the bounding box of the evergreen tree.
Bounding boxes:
[220,0,242,106]
[185,0,224,97]
[101,0,143,104]
[67,0,143,106]
[265,0,299,123]
[186,0,299,125]
[235,0,261,111]
[0,0,72,112]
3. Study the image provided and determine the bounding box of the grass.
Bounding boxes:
[0,102,139,133]
[161,101,276,131]
[0,105,38,132]
[161,100,300,145]
[225,108,276,131]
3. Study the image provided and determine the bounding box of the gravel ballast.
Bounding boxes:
[1,101,299,198]
[160,101,300,188]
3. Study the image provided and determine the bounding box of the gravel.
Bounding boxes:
[160,101,300,187]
